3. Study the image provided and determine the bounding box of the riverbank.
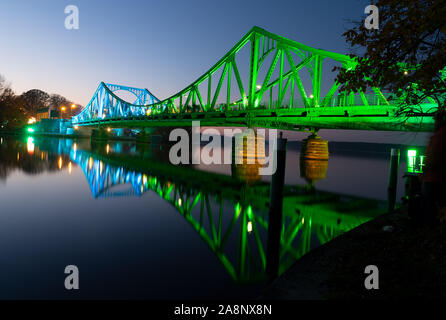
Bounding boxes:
[261,205,446,299]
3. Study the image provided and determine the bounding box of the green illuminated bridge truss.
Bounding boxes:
[73,26,437,132]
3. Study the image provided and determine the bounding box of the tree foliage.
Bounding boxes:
[21,89,50,115]
[49,94,71,110]
[0,76,27,129]
[0,74,80,130]
[335,0,446,113]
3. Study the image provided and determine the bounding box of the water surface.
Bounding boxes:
[0,135,409,299]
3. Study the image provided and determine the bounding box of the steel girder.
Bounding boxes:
[73,82,160,123]
[72,26,438,132]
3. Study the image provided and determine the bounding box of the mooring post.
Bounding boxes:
[266,132,287,281]
[387,148,400,212]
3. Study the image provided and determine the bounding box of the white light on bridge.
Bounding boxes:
[247,221,252,233]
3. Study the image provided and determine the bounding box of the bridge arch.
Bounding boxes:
[73,82,160,123]
[72,26,436,131]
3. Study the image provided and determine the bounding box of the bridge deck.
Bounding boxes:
[75,104,434,132]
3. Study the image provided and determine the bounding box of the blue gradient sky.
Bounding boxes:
[0,0,370,105]
[0,0,431,145]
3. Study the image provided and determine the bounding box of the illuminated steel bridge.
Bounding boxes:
[64,143,384,283]
[73,26,437,132]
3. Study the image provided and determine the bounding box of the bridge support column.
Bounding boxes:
[136,127,166,144]
[387,148,400,212]
[300,133,329,190]
[115,128,124,137]
[136,128,151,143]
[91,128,109,141]
[266,132,287,281]
[231,130,265,184]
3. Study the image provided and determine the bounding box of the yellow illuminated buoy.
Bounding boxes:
[300,134,329,160]
[300,134,329,187]
[232,130,265,184]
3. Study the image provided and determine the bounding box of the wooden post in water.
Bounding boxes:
[387,148,400,212]
[266,132,287,281]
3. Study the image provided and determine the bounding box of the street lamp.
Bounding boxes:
[71,104,76,117]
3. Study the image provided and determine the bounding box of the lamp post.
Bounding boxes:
[71,104,76,118]
[60,106,66,119]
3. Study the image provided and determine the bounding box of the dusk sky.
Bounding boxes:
[0,0,371,105]
[0,0,431,144]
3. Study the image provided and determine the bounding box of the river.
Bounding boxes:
[0,134,420,299]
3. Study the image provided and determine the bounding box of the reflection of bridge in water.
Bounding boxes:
[58,140,385,284]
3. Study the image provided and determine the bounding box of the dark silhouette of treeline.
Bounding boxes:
[0,74,82,130]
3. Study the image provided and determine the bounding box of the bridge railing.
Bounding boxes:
[74,27,407,125]
[73,26,439,126]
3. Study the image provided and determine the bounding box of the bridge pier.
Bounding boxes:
[231,130,265,184]
[136,127,170,144]
[91,128,109,141]
[300,133,329,190]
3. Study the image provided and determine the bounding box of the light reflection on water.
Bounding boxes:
[0,135,408,299]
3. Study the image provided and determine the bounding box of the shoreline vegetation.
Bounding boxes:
[0,74,81,130]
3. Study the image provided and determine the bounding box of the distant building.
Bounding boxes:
[36,108,49,121]
[36,108,60,121]
[50,109,60,119]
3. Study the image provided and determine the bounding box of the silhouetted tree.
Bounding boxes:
[0,76,27,129]
[335,0,446,224]
[49,94,71,110]
[335,0,446,114]
[21,89,50,115]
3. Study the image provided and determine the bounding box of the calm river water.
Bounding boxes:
[0,134,419,299]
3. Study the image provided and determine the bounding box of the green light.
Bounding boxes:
[27,127,35,133]
[247,205,253,219]
[407,149,417,171]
